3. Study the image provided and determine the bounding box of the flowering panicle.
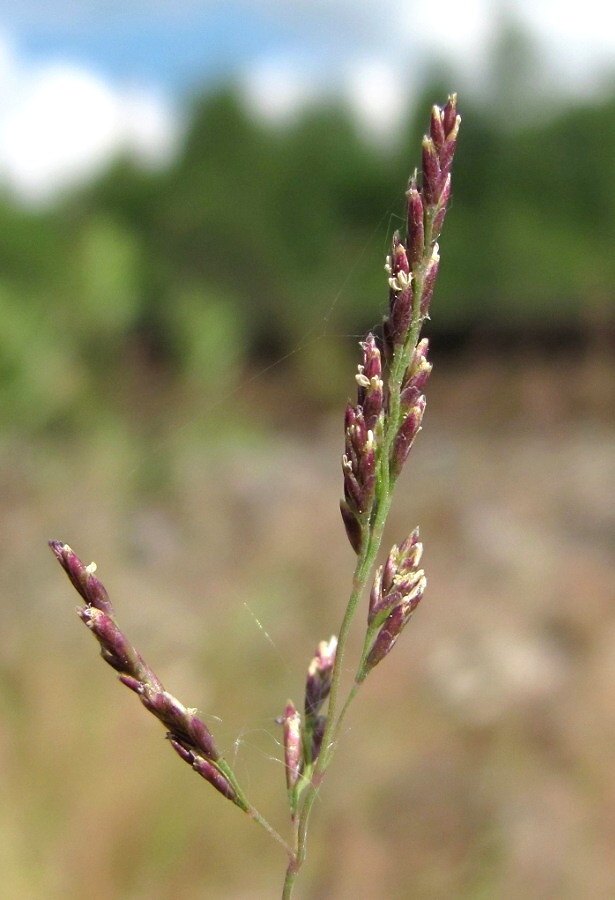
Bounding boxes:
[48,541,247,810]
[49,92,461,899]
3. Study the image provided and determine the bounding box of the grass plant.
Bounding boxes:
[49,93,460,898]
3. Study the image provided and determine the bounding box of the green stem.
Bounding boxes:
[247,805,293,858]
[280,335,420,896]
[280,238,435,897]
[335,681,361,735]
[281,541,377,895]
[218,759,292,857]
[282,856,300,900]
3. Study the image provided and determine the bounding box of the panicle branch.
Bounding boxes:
[278,636,338,811]
[338,94,459,684]
[340,93,459,555]
[48,540,248,810]
[359,529,426,680]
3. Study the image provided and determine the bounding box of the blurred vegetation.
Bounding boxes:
[2,28,615,898]
[1,66,614,437]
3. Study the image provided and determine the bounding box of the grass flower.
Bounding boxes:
[50,93,460,898]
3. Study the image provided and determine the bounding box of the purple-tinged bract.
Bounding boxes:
[281,701,302,791]
[304,636,337,719]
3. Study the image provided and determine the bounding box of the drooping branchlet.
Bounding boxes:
[168,738,242,805]
[49,540,113,615]
[137,684,220,761]
[79,605,162,690]
[48,541,246,808]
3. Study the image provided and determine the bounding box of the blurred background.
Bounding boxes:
[1,1,614,897]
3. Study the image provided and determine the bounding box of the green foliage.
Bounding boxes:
[1,78,614,436]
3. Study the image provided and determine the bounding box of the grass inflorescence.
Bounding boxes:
[50,93,461,899]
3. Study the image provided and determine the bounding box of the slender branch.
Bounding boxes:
[47,540,292,856]
[248,806,293,858]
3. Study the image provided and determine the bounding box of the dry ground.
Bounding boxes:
[1,354,614,899]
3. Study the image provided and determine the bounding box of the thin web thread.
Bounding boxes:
[124,205,402,482]
[121,201,404,751]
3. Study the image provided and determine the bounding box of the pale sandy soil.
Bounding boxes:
[1,357,614,899]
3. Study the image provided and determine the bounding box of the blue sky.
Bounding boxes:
[0,0,613,203]
[11,5,292,92]
[2,0,611,92]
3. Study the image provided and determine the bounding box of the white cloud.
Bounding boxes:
[240,55,323,124]
[1,0,613,203]
[0,32,178,205]
[241,0,615,140]
[400,0,494,61]
[522,0,615,91]
[343,58,411,142]
[240,54,414,143]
